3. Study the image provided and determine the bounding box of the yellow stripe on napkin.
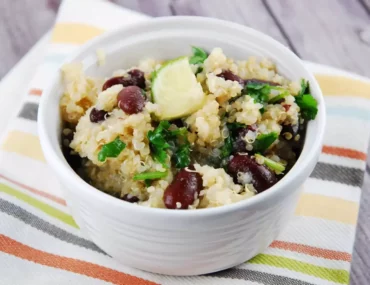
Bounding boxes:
[296,193,358,225]
[0,183,77,228]
[51,23,105,44]
[1,131,45,162]
[315,75,370,98]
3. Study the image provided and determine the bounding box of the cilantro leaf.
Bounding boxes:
[295,79,318,120]
[226,122,246,137]
[98,137,126,162]
[173,143,191,168]
[148,121,191,169]
[220,135,233,158]
[226,122,245,133]
[296,94,318,120]
[298,79,309,96]
[244,82,271,104]
[253,132,278,153]
[220,122,246,159]
[268,90,289,104]
[147,121,171,166]
[189,46,208,65]
[133,171,168,181]
[171,126,191,168]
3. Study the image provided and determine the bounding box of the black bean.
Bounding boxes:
[102,69,146,91]
[228,154,278,193]
[121,194,140,203]
[282,122,300,138]
[127,69,146,89]
[90,108,108,123]
[164,168,203,209]
[117,86,145,114]
[217,70,244,85]
[232,125,256,154]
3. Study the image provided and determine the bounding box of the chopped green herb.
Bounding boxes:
[98,137,126,162]
[268,90,289,104]
[145,180,152,187]
[226,122,245,134]
[147,121,171,166]
[133,171,168,181]
[295,79,318,120]
[173,143,191,168]
[296,94,318,120]
[253,132,278,153]
[298,79,309,96]
[220,122,246,159]
[195,66,203,75]
[220,135,233,158]
[245,82,287,104]
[260,107,265,114]
[244,82,271,103]
[255,153,285,173]
[147,121,191,169]
[169,127,187,138]
[189,46,208,65]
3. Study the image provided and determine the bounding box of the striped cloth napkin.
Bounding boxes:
[0,0,369,284]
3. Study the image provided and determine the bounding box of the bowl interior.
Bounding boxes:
[39,16,326,216]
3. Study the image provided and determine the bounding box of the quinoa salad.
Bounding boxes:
[60,47,318,210]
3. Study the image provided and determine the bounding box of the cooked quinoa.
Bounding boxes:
[60,47,318,210]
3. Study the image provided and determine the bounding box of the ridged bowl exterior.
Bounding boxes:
[38,17,326,275]
[64,182,302,275]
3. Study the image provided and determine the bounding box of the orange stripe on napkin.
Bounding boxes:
[0,174,66,206]
[0,234,158,285]
[322,146,367,161]
[270,241,351,262]
[52,23,105,44]
[28,88,43,96]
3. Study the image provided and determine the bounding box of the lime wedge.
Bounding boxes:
[151,56,205,120]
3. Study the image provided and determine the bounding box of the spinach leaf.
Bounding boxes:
[133,171,168,181]
[295,79,318,120]
[189,46,208,65]
[98,137,126,162]
[253,132,278,153]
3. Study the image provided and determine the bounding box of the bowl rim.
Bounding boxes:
[38,16,326,218]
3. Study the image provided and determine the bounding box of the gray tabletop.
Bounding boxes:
[1,0,369,284]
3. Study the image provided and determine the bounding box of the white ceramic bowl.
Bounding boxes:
[38,17,326,276]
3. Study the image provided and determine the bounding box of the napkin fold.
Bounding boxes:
[0,0,369,284]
